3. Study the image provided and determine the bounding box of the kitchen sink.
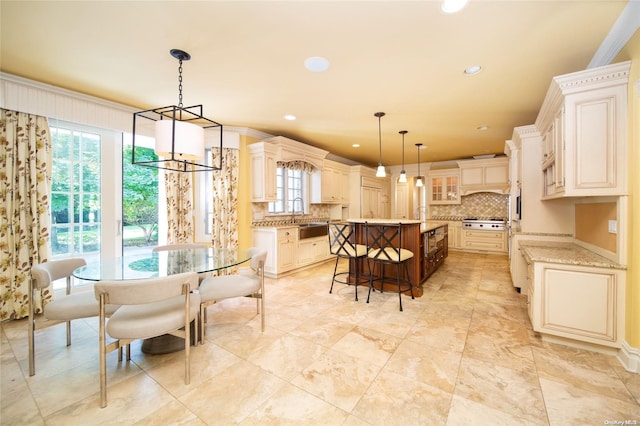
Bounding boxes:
[297,223,328,239]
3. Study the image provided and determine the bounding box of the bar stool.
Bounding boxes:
[328,222,369,301]
[364,222,414,311]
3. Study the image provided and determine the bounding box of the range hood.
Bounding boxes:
[457,157,509,196]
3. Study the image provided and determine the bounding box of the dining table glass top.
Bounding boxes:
[73,247,251,281]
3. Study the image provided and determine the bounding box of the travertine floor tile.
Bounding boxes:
[2,251,637,425]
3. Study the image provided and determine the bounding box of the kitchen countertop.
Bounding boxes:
[346,218,446,234]
[518,240,625,270]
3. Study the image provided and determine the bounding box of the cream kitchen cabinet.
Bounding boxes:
[248,142,279,202]
[252,226,297,276]
[311,160,350,205]
[461,229,507,253]
[447,221,462,249]
[428,169,460,205]
[536,61,630,199]
[297,235,329,267]
[529,262,625,348]
[457,157,509,195]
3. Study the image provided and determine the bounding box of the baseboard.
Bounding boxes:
[617,341,640,373]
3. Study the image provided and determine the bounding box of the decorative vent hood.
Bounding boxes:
[457,157,509,195]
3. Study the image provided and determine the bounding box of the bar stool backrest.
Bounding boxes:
[365,222,404,263]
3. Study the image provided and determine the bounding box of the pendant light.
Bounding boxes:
[398,130,408,183]
[132,49,223,172]
[374,112,386,177]
[415,143,424,187]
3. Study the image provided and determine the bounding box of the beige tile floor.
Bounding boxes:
[2,251,640,425]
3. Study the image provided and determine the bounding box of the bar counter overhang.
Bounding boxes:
[347,219,448,297]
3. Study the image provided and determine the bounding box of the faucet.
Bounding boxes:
[291,197,304,223]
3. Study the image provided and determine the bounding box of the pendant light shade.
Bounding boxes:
[374,112,386,177]
[415,143,424,187]
[398,130,407,183]
[132,49,223,172]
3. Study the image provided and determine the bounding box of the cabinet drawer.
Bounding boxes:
[462,239,505,251]
[462,230,504,240]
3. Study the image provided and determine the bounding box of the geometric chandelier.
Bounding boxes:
[131,49,223,172]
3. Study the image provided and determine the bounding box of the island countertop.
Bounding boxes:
[347,219,446,234]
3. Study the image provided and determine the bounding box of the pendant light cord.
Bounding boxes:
[177,59,184,108]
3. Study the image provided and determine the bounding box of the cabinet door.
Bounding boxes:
[535,264,623,346]
[445,176,459,202]
[277,228,296,271]
[250,150,277,202]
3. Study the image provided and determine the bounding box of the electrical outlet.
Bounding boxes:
[608,220,617,234]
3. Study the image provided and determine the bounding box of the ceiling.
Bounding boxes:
[0,1,633,168]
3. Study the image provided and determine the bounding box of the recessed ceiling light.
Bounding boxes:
[352,143,360,148]
[441,0,468,14]
[476,125,489,130]
[304,56,330,72]
[284,114,296,121]
[464,65,482,75]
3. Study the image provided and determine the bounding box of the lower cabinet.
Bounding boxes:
[448,221,462,249]
[252,227,330,277]
[461,229,507,253]
[529,262,625,348]
[297,236,329,267]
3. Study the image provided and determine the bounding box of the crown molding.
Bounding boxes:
[588,0,640,68]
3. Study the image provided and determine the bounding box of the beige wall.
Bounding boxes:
[614,30,640,347]
[574,202,617,253]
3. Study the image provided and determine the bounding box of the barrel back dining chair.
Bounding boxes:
[198,248,267,342]
[364,222,415,311]
[327,222,369,301]
[94,271,200,408]
[28,258,119,376]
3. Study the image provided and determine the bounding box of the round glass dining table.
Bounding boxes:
[73,247,252,281]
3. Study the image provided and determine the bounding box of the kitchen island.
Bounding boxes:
[348,219,448,297]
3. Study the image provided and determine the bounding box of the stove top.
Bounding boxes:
[462,217,506,230]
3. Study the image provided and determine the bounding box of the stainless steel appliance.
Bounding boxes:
[462,218,506,231]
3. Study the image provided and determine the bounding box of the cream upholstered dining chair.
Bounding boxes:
[94,271,200,408]
[198,248,267,342]
[28,258,119,376]
[328,222,369,301]
[365,222,415,311]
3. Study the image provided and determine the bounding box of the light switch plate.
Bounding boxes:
[608,220,617,234]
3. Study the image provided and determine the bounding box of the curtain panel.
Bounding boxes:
[0,108,52,320]
[164,163,194,244]
[211,148,239,249]
[276,160,316,174]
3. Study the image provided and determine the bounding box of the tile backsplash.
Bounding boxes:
[430,192,509,220]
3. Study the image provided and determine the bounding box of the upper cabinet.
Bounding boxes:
[428,168,460,205]
[310,159,351,204]
[248,136,328,203]
[536,61,630,200]
[457,157,509,195]
[248,142,279,202]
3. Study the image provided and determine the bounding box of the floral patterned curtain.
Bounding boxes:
[210,148,238,248]
[164,163,193,244]
[0,109,52,320]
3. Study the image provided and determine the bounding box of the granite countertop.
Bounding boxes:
[347,218,422,224]
[518,240,625,270]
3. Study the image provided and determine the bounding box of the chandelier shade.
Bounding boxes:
[131,49,223,172]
